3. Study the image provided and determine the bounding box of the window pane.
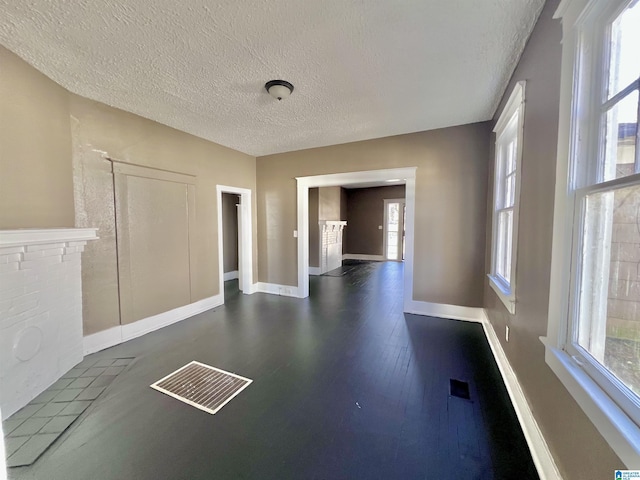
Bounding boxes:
[602,89,638,181]
[388,232,398,247]
[507,138,517,175]
[608,0,640,99]
[578,184,640,397]
[505,173,516,208]
[496,209,513,282]
[388,203,399,231]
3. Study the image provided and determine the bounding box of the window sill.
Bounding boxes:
[488,274,516,314]
[540,338,640,467]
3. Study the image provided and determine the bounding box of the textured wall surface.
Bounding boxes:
[0,47,74,228]
[0,0,543,156]
[257,123,490,307]
[345,185,406,256]
[483,0,622,476]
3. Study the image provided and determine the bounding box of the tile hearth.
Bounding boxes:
[3,356,134,467]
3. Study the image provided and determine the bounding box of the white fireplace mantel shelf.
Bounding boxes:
[0,228,98,249]
[318,221,347,226]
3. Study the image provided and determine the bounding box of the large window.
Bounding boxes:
[489,82,525,314]
[547,0,640,466]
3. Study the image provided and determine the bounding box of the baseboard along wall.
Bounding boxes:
[83,294,223,355]
[81,285,561,479]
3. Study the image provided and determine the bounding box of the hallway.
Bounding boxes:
[8,262,537,479]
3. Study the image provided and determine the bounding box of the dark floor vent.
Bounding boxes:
[449,379,471,400]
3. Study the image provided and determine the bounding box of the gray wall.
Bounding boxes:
[483,0,622,476]
[340,188,348,221]
[222,193,239,273]
[345,185,406,256]
[309,188,320,268]
[341,188,348,253]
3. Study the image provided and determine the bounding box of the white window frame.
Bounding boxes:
[545,0,640,467]
[488,81,525,315]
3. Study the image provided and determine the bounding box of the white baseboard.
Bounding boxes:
[404,300,485,322]
[309,267,321,276]
[121,294,223,342]
[244,282,258,295]
[83,326,122,355]
[223,270,239,281]
[255,282,300,298]
[404,302,560,479]
[480,310,561,480]
[342,254,385,261]
[83,294,224,355]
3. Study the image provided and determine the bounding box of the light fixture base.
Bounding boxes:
[265,80,294,100]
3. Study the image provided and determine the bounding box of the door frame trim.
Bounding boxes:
[216,185,254,298]
[296,167,417,311]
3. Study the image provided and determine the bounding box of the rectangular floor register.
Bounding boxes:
[150,361,252,415]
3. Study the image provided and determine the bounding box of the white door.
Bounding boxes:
[383,199,406,261]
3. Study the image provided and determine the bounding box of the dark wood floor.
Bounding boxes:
[9,261,538,479]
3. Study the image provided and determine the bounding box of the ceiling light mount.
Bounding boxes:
[265,80,294,101]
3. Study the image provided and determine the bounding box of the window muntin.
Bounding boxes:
[567,0,640,426]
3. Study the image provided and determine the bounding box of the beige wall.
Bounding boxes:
[308,188,320,268]
[257,123,490,306]
[71,95,257,334]
[222,193,240,273]
[318,186,342,221]
[483,0,622,476]
[345,185,405,256]
[0,47,75,228]
[114,166,196,324]
[1,49,257,336]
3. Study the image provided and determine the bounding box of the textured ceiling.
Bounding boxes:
[0,0,544,157]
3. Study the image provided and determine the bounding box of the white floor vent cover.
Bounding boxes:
[150,361,252,414]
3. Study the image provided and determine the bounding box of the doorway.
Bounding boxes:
[383,199,406,261]
[216,185,254,300]
[295,167,417,312]
[221,193,241,297]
